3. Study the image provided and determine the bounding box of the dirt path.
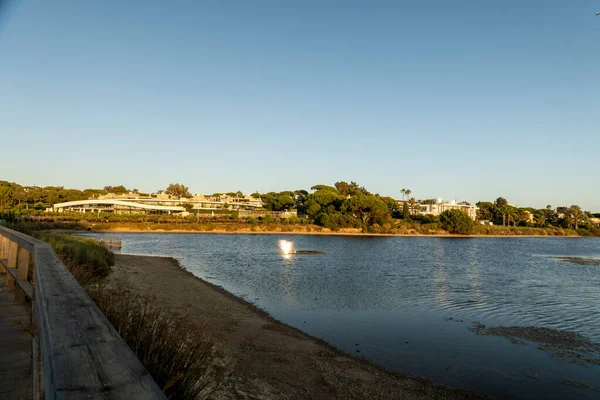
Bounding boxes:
[108,254,484,400]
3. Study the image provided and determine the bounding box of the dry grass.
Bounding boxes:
[34,233,114,283]
[87,286,231,399]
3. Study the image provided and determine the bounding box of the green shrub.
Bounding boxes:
[577,225,600,237]
[35,233,114,282]
[440,209,474,234]
[261,214,274,224]
[287,216,301,224]
[421,214,440,224]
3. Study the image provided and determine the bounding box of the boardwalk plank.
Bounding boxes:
[0,284,32,400]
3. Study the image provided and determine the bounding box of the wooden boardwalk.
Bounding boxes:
[0,277,32,400]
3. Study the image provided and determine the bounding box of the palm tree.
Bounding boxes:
[409,197,418,215]
[405,189,412,201]
[515,209,530,226]
[400,188,406,201]
[506,207,517,227]
[498,205,508,226]
[535,212,546,227]
[570,205,582,229]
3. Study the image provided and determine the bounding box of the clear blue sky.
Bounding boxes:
[1,1,599,210]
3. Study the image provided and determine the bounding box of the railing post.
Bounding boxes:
[15,246,30,302]
[5,240,18,287]
[0,235,8,260]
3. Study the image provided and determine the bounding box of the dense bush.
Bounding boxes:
[35,233,114,282]
[421,214,440,224]
[440,209,474,234]
[577,224,600,237]
[314,211,362,231]
[285,216,301,224]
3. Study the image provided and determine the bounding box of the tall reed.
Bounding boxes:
[88,287,231,399]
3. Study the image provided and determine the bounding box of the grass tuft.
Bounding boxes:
[35,233,114,283]
[87,286,231,399]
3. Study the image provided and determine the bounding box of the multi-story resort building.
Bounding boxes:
[397,197,478,220]
[49,192,265,215]
[48,199,187,215]
[419,199,478,220]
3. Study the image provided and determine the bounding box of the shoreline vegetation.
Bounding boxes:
[5,217,588,238]
[2,180,599,237]
[90,223,583,237]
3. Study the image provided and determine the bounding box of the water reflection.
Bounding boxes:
[432,239,451,308]
[468,241,487,309]
[278,239,294,259]
[278,257,297,306]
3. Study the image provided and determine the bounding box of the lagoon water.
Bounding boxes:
[83,233,600,399]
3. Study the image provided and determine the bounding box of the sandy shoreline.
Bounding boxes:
[109,253,484,399]
[94,227,583,238]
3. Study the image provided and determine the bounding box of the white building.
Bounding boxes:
[94,193,263,211]
[50,199,186,215]
[418,198,478,220]
[48,192,266,215]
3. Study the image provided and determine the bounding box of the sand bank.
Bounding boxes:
[108,254,483,399]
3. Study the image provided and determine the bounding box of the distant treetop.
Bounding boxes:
[165,183,191,199]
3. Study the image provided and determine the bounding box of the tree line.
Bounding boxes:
[1,180,598,234]
[476,197,596,230]
[259,181,409,231]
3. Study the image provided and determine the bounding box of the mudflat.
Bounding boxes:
[108,254,483,400]
[554,256,600,266]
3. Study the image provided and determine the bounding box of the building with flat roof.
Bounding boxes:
[95,193,263,211]
[396,197,478,220]
[48,191,267,215]
[50,199,186,215]
[419,198,478,220]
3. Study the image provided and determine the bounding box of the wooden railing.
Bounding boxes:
[0,226,166,400]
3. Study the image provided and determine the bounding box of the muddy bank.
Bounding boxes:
[554,256,600,266]
[471,324,600,365]
[108,254,484,400]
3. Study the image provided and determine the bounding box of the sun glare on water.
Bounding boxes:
[278,240,294,255]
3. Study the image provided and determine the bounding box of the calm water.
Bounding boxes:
[83,233,600,399]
